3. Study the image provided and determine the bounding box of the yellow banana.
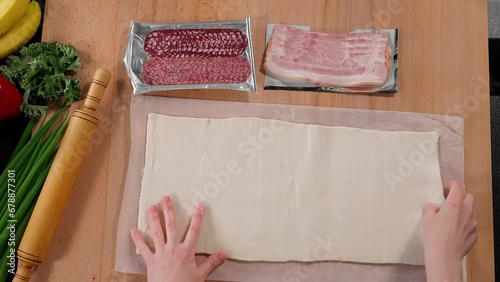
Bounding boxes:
[0,1,41,60]
[0,0,30,36]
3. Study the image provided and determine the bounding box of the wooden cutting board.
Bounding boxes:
[36,0,493,281]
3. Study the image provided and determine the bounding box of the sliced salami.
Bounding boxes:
[142,57,251,85]
[144,28,248,58]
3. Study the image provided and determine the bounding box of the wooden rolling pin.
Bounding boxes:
[13,68,111,282]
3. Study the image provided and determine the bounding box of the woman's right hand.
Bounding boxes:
[422,180,478,282]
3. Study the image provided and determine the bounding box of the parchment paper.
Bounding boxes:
[115,95,464,282]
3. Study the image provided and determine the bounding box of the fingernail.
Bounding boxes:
[161,196,168,206]
[218,252,227,260]
[149,205,156,213]
[193,203,203,215]
[199,203,204,215]
[166,196,171,204]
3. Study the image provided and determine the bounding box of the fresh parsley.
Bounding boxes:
[0,42,82,117]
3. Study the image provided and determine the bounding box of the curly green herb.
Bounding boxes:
[0,42,82,117]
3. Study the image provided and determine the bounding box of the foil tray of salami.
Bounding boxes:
[124,18,257,95]
[263,24,398,94]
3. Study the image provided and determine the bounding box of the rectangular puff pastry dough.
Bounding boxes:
[138,114,444,265]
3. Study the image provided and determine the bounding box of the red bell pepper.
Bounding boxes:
[0,73,22,120]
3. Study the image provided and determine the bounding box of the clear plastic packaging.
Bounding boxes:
[124,18,257,95]
[263,24,398,94]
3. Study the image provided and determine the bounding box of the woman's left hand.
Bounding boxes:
[130,195,227,282]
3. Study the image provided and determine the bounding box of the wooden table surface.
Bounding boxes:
[33,0,493,281]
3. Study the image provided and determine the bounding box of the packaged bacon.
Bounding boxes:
[263,24,398,94]
[124,18,257,94]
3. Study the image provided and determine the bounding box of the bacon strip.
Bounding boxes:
[264,25,391,88]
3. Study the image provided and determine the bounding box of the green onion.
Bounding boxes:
[0,108,67,217]
[0,115,69,243]
[0,107,70,280]
[0,195,37,282]
[14,156,54,226]
[7,118,37,164]
[0,107,66,193]
[15,115,69,204]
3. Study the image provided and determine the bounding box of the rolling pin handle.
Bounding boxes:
[13,261,35,282]
[83,68,111,111]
